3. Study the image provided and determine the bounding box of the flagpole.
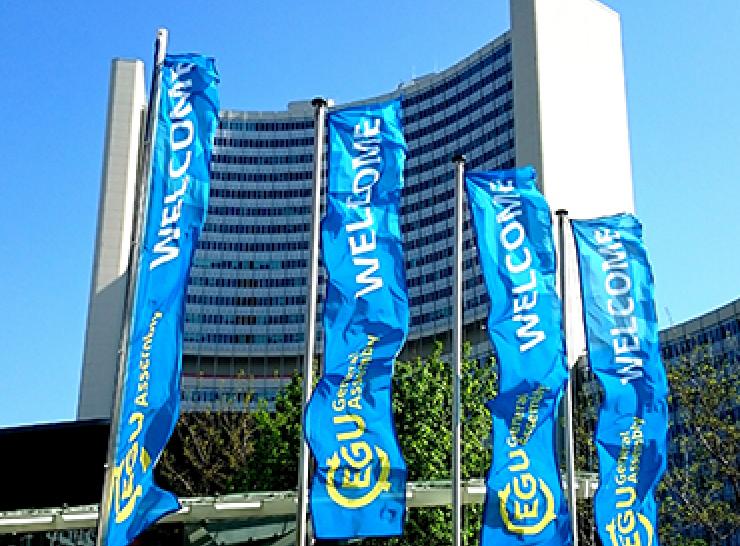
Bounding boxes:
[556,209,578,546]
[96,28,169,546]
[296,97,327,546]
[451,154,466,546]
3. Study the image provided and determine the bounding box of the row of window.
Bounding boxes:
[210,188,311,200]
[465,275,485,290]
[189,276,307,289]
[405,83,512,143]
[404,156,516,198]
[409,99,513,158]
[207,204,311,217]
[211,94,511,193]
[405,226,454,251]
[184,332,305,345]
[661,318,740,359]
[183,296,491,341]
[211,170,312,183]
[187,294,307,307]
[204,187,493,239]
[408,266,452,288]
[403,63,511,126]
[200,215,467,250]
[410,286,452,306]
[401,194,476,221]
[212,153,313,166]
[411,287,486,309]
[192,258,308,270]
[186,267,483,303]
[213,90,509,162]
[185,313,305,326]
[405,226,475,254]
[211,113,511,183]
[202,222,310,235]
[217,119,313,132]
[209,118,511,201]
[407,122,513,179]
[197,240,309,252]
[402,207,453,234]
[184,289,491,328]
[214,136,313,148]
[406,246,453,268]
[402,42,511,108]
[181,389,253,405]
[465,293,489,310]
[411,306,452,326]
[209,125,512,207]
[409,267,484,292]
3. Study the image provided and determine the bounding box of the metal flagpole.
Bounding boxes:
[556,209,578,546]
[451,155,466,546]
[96,28,169,546]
[296,97,327,546]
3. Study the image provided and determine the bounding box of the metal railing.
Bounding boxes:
[0,474,599,535]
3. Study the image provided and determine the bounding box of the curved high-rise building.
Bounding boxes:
[79,0,635,418]
[181,34,514,407]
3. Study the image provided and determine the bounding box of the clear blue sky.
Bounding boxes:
[0,1,738,428]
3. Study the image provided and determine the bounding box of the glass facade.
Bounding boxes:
[181,35,515,397]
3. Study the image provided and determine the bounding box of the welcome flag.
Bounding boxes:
[466,167,571,546]
[103,54,219,546]
[304,99,409,539]
[571,214,668,546]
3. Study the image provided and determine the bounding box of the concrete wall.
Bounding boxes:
[511,0,635,363]
[77,59,145,420]
[512,0,633,215]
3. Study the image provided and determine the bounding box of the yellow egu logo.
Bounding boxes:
[325,335,392,509]
[107,311,161,524]
[604,486,655,546]
[497,387,556,536]
[604,418,653,545]
[498,448,556,535]
[605,509,654,546]
[325,414,391,509]
[109,412,151,523]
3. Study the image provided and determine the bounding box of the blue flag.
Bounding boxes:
[304,99,409,539]
[466,167,572,546]
[103,54,219,546]
[571,214,668,546]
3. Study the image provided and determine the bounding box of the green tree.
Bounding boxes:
[158,406,255,497]
[241,373,304,492]
[226,344,498,545]
[158,373,304,496]
[361,342,497,546]
[165,346,612,545]
[657,350,739,546]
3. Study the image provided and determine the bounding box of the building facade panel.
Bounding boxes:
[80,0,636,417]
[179,35,515,400]
[77,59,146,420]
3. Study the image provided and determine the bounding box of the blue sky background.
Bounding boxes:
[0,1,738,428]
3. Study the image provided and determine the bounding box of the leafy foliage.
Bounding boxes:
[159,373,304,496]
[158,344,740,546]
[158,407,255,497]
[240,373,304,492]
[657,350,739,546]
[158,346,498,545]
[362,342,498,546]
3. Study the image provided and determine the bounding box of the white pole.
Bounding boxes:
[556,209,578,546]
[296,97,327,546]
[96,28,169,546]
[451,154,466,546]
